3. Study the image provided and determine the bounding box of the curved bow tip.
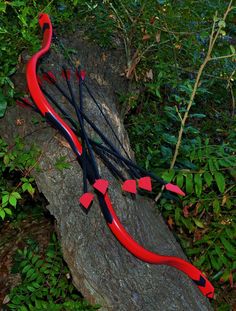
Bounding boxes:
[38,13,50,27]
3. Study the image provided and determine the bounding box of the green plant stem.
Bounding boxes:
[169,57,210,169]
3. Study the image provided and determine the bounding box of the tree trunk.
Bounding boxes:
[1,32,212,311]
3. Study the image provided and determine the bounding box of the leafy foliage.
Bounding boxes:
[0,137,39,220]
[0,0,82,116]
[159,139,236,286]
[7,234,100,310]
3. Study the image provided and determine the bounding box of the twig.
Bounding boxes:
[210,53,236,61]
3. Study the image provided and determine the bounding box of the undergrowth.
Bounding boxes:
[7,234,99,311]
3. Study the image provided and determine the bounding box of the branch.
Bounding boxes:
[210,53,236,61]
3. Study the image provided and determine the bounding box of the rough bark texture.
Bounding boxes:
[1,31,213,311]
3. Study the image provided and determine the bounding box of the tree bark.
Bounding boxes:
[1,32,212,311]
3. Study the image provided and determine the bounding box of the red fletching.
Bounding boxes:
[75,70,79,81]
[62,69,71,80]
[80,70,86,80]
[75,69,86,81]
[93,179,109,195]
[165,183,185,196]
[122,179,137,194]
[16,98,34,109]
[16,100,28,109]
[42,71,56,84]
[138,176,152,192]
[79,192,94,209]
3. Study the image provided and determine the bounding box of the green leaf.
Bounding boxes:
[22,182,35,196]
[26,268,35,279]
[213,198,220,215]
[213,158,219,170]
[32,255,40,264]
[181,217,195,232]
[4,208,12,215]
[32,282,41,289]
[162,133,177,145]
[210,254,221,270]
[2,194,9,206]
[3,154,9,165]
[162,169,175,182]
[221,269,230,282]
[214,172,225,193]
[197,147,203,162]
[218,20,226,28]
[12,296,21,304]
[226,198,232,210]
[214,248,228,267]
[0,3,6,12]
[194,255,206,267]
[208,158,215,174]
[185,173,193,193]
[22,264,31,274]
[12,192,21,199]
[193,218,204,228]
[26,285,36,292]
[230,45,235,54]
[9,194,17,207]
[9,1,26,7]
[190,113,206,118]
[220,237,236,255]
[194,173,202,197]
[176,173,184,188]
[35,259,44,269]
[204,172,213,187]
[0,209,6,219]
[174,207,181,225]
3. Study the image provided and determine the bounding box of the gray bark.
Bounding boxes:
[1,32,213,311]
